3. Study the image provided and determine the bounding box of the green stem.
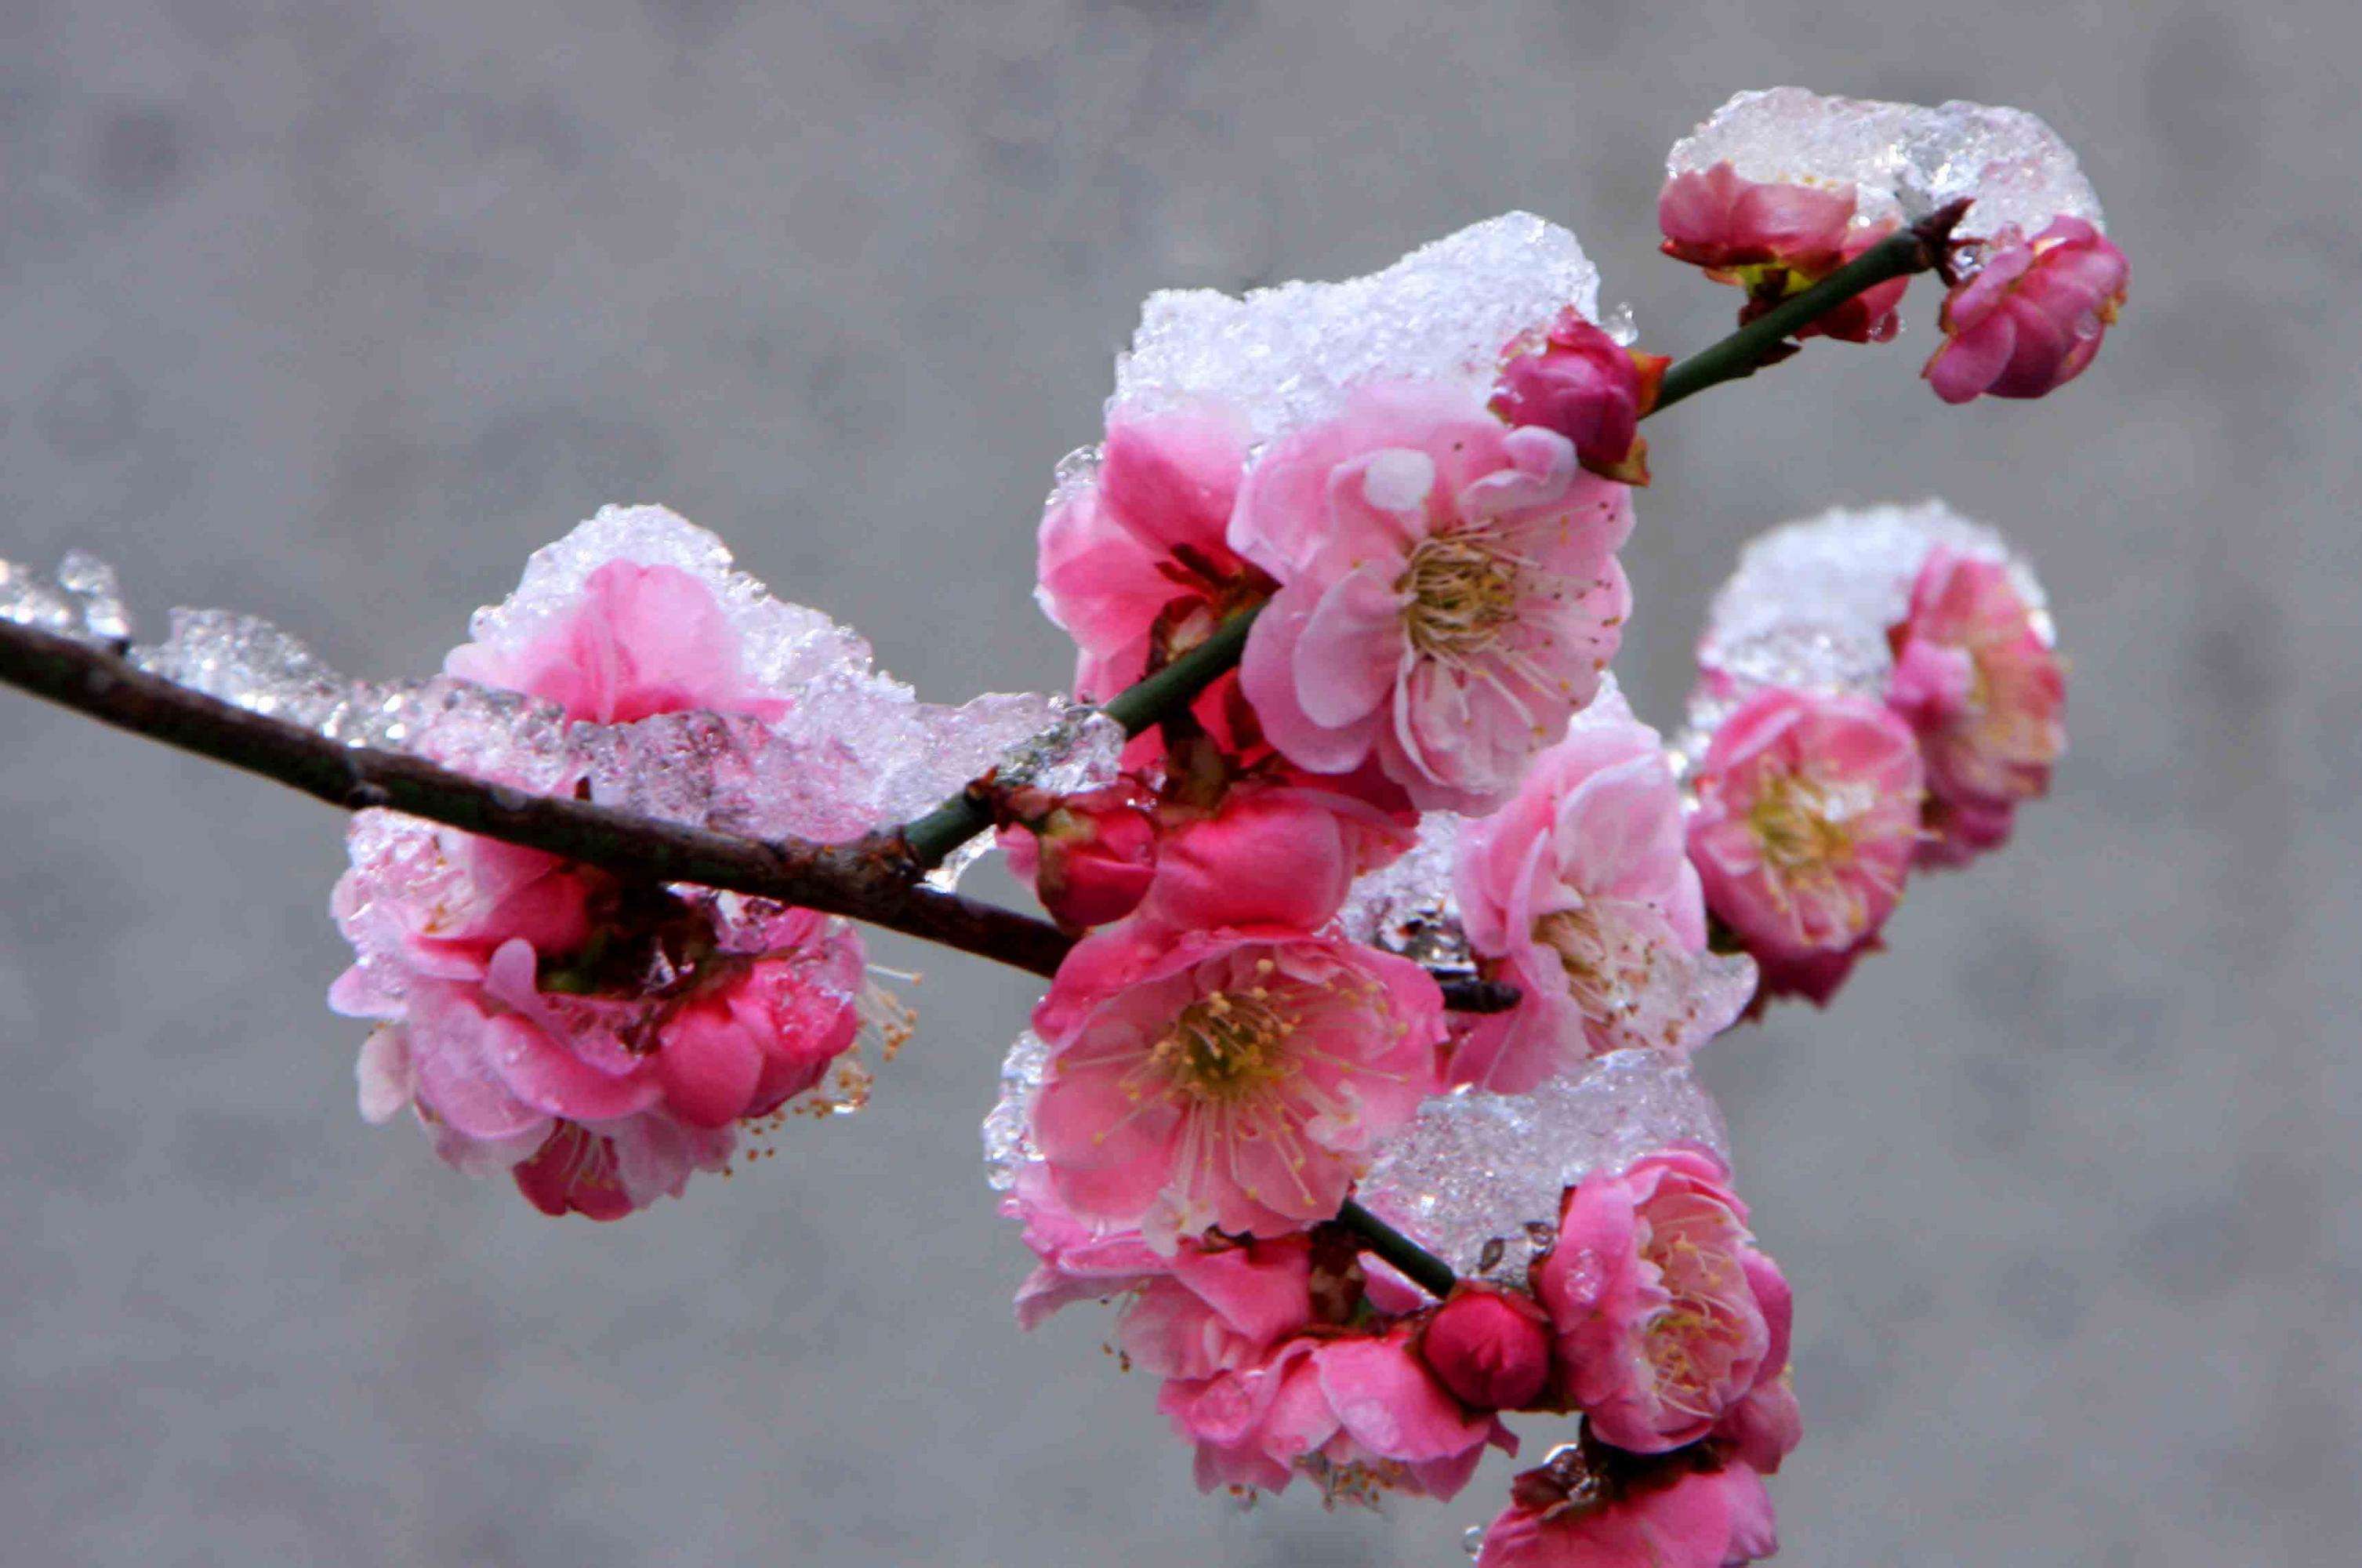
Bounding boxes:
[1649,198,1969,416]
[1336,1198,1459,1299]
[898,604,1264,870]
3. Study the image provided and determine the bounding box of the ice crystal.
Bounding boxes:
[1112,212,1602,443]
[1336,811,1470,970]
[1669,86,2105,242]
[1355,1050,1731,1281]
[981,1029,1053,1192]
[1,552,132,646]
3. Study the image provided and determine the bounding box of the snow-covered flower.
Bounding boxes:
[1233,382,1635,813]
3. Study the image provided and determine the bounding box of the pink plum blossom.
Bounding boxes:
[1886,547,2066,866]
[1030,919,1445,1247]
[1533,1149,1794,1456]
[1686,688,1925,1004]
[1659,163,1855,279]
[1475,1446,1780,1568]
[1118,1236,1317,1381]
[511,1113,736,1221]
[1490,308,1670,485]
[1139,779,1412,934]
[1453,702,1748,1091]
[1034,401,1269,746]
[1232,382,1635,814]
[1419,1284,1555,1411]
[1925,216,2129,403]
[1159,1328,1515,1501]
[444,557,788,724]
[1001,1162,1171,1330]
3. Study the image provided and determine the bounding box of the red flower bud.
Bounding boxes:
[1925,216,2128,403]
[1420,1283,1553,1411]
[1490,308,1669,485]
[1002,783,1159,930]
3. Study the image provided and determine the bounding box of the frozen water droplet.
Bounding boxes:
[1463,1524,1487,1558]
[1600,301,1638,345]
[0,560,82,638]
[981,1029,1053,1190]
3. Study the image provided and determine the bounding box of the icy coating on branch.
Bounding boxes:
[1335,809,1471,970]
[1111,212,1602,444]
[5,510,1121,865]
[1669,86,2104,242]
[1,552,131,647]
[1681,500,2052,754]
[1356,1050,1731,1282]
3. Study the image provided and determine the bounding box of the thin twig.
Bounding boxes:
[1649,198,1972,415]
[895,606,1264,870]
[1336,1198,1460,1299]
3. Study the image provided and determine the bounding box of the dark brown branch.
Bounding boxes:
[0,621,1072,978]
[1335,1199,1459,1298]
[0,619,1522,1014]
[1438,976,1519,1014]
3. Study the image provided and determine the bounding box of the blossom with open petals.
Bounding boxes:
[1232,382,1634,813]
[1453,700,1747,1090]
[1685,688,1924,1004]
[1119,1236,1316,1381]
[1659,163,1854,278]
[1031,920,1444,1247]
[445,557,787,724]
[336,529,872,1218]
[1035,402,1268,746]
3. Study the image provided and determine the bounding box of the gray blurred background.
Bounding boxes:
[2,2,2353,1564]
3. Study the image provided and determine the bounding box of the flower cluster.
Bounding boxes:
[995,87,2104,1559]
[332,529,895,1218]
[1658,118,2128,401]
[1685,510,2067,1003]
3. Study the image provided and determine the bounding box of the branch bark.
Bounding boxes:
[0,620,1076,977]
